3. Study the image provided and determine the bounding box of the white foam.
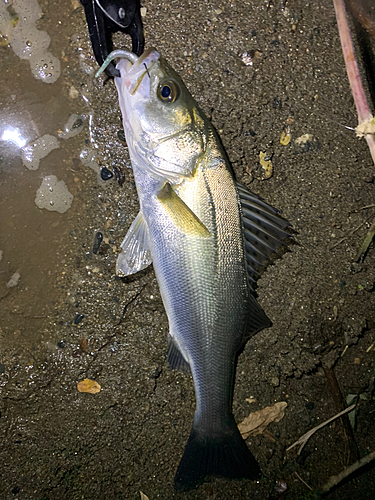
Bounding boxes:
[0,0,61,83]
[35,175,73,213]
[80,148,100,174]
[58,114,84,140]
[22,134,60,170]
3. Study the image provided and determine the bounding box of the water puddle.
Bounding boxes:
[0,0,127,352]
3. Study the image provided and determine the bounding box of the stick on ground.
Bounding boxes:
[319,449,375,495]
[332,0,375,165]
[286,404,356,455]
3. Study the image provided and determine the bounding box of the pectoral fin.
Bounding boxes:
[157,183,211,238]
[116,212,152,276]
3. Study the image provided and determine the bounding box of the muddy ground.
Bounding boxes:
[1,0,375,499]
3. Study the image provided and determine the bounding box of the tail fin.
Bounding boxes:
[174,415,261,491]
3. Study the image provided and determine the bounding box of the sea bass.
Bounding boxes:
[97,48,291,491]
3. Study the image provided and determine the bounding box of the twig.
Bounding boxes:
[286,404,356,455]
[329,222,365,250]
[78,286,146,375]
[332,0,375,166]
[340,344,349,357]
[323,365,359,462]
[294,471,313,492]
[319,449,375,494]
[359,204,375,210]
[355,218,375,261]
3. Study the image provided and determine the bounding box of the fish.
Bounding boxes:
[96,48,291,491]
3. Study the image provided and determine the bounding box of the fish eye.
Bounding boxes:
[157,80,180,103]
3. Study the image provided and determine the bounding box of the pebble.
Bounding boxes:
[6,272,20,288]
[100,167,113,181]
[57,340,67,348]
[92,232,103,254]
[113,166,125,186]
[117,129,126,142]
[241,49,261,66]
[74,313,85,325]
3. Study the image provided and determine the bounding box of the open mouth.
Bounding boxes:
[96,48,160,95]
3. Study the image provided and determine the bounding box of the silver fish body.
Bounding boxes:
[100,48,290,490]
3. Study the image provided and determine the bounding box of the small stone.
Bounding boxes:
[113,166,125,187]
[74,313,84,325]
[100,167,113,181]
[241,49,261,66]
[80,338,88,352]
[6,272,20,288]
[57,340,67,348]
[72,117,83,129]
[117,129,126,142]
[92,232,103,254]
[69,86,79,99]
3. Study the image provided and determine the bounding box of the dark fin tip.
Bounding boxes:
[174,417,261,492]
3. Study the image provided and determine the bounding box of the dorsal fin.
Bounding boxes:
[237,183,292,290]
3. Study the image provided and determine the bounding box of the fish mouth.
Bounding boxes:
[96,48,160,95]
[119,49,160,95]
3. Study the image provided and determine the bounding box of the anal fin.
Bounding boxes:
[167,335,190,373]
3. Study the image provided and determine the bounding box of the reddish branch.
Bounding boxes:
[332,0,375,165]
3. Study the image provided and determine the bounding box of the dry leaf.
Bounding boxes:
[295,133,313,145]
[246,396,257,404]
[238,401,287,439]
[259,151,273,179]
[80,337,88,352]
[77,378,101,394]
[355,117,375,137]
[280,126,291,145]
[140,492,149,500]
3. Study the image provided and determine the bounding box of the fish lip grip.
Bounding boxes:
[80,0,144,78]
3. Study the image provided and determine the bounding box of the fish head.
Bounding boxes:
[114,49,207,180]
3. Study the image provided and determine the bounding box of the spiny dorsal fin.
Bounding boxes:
[116,212,152,276]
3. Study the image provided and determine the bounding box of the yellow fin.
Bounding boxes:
[157,183,211,238]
